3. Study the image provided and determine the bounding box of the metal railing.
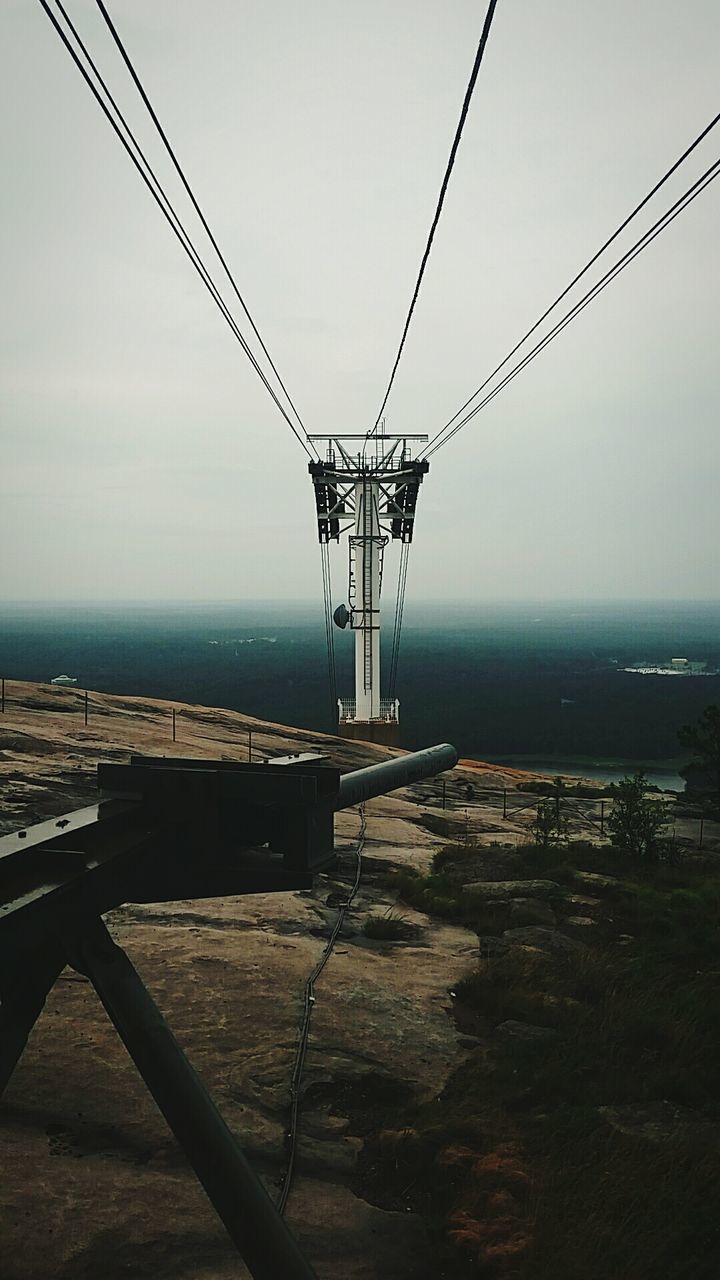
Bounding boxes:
[337,697,400,723]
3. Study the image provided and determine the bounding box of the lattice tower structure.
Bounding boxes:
[308,432,428,743]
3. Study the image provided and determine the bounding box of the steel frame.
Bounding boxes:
[309,432,429,728]
[0,744,457,1279]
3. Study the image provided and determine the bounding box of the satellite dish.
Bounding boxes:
[333,604,350,630]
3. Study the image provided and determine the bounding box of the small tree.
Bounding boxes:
[531,784,568,850]
[678,705,720,804]
[607,772,670,860]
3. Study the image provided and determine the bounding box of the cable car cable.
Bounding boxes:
[319,542,338,727]
[388,542,410,703]
[93,0,310,447]
[369,0,500,435]
[38,0,314,459]
[425,109,720,456]
[425,154,720,458]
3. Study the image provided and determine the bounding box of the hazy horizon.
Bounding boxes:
[3,594,720,608]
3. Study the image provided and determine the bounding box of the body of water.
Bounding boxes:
[483,757,685,791]
[0,599,718,776]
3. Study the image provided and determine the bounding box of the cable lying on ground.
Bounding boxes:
[277,805,367,1215]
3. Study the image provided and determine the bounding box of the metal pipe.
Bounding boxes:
[75,918,317,1280]
[336,742,457,810]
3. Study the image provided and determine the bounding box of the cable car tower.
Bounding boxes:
[309,430,428,745]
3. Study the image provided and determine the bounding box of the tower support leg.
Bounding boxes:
[0,939,65,1097]
[69,917,317,1280]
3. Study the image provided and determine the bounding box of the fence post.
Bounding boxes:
[600,799,605,837]
[442,780,446,810]
[172,708,176,743]
[84,690,88,726]
[248,730,252,763]
[502,788,507,819]
[699,816,704,849]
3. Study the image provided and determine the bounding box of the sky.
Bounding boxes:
[1,0,718,603]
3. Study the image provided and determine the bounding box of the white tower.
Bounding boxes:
[309,431,428,745]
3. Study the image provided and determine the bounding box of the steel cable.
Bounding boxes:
[38,0,314,459]
[425,155,720,457]
[93,0,311,450]
[319,543,338,728]
[276,805,366,1215]
[388,542,410,702]
[370,0,500,434]
[425,110,720,456]
[387,550,404,703]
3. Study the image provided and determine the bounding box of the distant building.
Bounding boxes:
[622,657,715,677]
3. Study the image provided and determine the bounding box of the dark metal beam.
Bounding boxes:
[0,937,66,1097]
[73,917,317,1280]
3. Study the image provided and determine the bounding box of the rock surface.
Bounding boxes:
[1,681,717,1278]
[0,683,495,1280]
[509,897,557,926]
[599,1102,720,1150]
[464,878,561,899]
[497,1019,558,1043]
[502,926,588,955]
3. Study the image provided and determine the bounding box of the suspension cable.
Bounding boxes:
[276,806,366,1215]
[425,110,720,456]
[425,154,720,458]
[93,0,310,446]
[319,543,338,729]
[388,543,410,702]
[387,550,404,702]
[370,0,500,434]
[39,0,315,459]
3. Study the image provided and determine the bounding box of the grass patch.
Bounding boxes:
[433,842,483,871]
[362,909,419,941]
[386,867,514,934]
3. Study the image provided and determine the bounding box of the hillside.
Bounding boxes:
[1,683,718,1279]
[0,682,549,1280]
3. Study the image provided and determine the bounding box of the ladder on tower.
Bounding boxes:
[362,477,373,693]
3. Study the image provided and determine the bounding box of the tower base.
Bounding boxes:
[338,720,401,747]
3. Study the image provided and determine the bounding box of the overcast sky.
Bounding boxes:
[1,0,718,603]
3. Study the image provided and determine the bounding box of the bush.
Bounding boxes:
[362,909,418,941]
[531,797,569,850]
[607,773,670,860]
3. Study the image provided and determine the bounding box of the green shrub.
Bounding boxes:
[362,909,418,941]
[607,772,671,860]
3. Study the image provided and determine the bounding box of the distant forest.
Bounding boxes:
[1,601,718,763]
